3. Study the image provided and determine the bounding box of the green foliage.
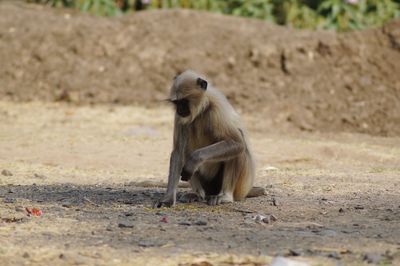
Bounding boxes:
[318,0,400,30]
[77,0,121,16]
[27,0,400,31]
[30,0,120,16]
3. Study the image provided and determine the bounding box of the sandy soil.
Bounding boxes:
[0,101,399,265]
[1,1,400,265]
[1,2,400,136]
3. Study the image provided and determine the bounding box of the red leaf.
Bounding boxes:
[160,215,168,223]
[25,207,43,217]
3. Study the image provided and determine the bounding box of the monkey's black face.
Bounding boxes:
[172,98,190,117]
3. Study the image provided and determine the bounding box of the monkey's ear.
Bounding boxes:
[196,78,208,90]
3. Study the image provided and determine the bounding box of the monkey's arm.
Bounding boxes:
[181,140,244,180]
[154,121,188,208]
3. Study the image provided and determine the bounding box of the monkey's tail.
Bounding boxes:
[233,150,255,200]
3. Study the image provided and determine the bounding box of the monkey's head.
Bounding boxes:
[169,70,209,124]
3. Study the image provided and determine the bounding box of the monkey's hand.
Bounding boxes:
[153,193,176,208]
[180,168,192,181]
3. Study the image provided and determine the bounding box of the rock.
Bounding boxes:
[22,252,30,258]
[1,169,13,176]
[4,197,16,203]
[249,213,278,224]
[193,220,207,226]
[327,252,341,260]
[178,221,191,226]
[318,229,337,237]
[62,202,72,208]
[288,249,302,256]
[118,221,134,228]
[138,239,165,248]
[33,173,47,179]
[15,206,24,212]
[106,225,113,231]
[363,253,382,264]
[271,257,309,266]
[138,240,157,248]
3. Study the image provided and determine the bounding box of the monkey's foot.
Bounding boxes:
[206,194,233,206]
[153,194,175,208]
[179,192,202,203]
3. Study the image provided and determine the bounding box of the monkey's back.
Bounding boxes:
[188,90,255,200]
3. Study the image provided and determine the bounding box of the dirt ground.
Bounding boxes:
[1,1,400,266]
[0,101,399,265]
[1,1,400,136]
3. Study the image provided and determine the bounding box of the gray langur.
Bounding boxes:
[154,70,263,207]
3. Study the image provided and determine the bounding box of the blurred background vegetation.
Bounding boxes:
[27,0,400,31]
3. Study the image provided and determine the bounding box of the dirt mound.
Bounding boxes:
[0,2,399,136]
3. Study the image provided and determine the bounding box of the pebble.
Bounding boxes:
[1,169,13,176]
[4,197,15,203]
[363,253,382,264]
[106,225,113,231]
[33,173,47,179]
[138,240,162,248]
[178,221,191,226]
[288,249,302,256]
[193,220,207,226]
[62,202,72,208]
[15,206,25,212]
[118,221,134,228]
[271,256,309,266]
[327,252,341,260]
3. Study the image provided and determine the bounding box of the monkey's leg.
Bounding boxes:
[206,162,235,206]
[179,173,205,203]
[182,140,244,179]
[154,124,189,208]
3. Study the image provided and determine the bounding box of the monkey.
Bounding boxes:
[154,70,263,208]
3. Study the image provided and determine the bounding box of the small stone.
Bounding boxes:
[118,221,134,228]
[62,202,72,208]
[339,208,345,213]
[1,169,13,176]
[15,206,24,212]
[138,240,155,247]
[194,220,207,226]
[288,249,302,256]
[4,197,15,203]
[106,225,113,231]
[327,252,341,260]
[271,256,309,266]
[363,253,382,264]
[22,252,30,258]
[178,221,191,226]
[355,205,364,210]
[33,173,47,179]
[318,229,337,237]
[272,198,279,206]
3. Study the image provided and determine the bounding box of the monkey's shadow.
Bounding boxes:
[0,182,169,207]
